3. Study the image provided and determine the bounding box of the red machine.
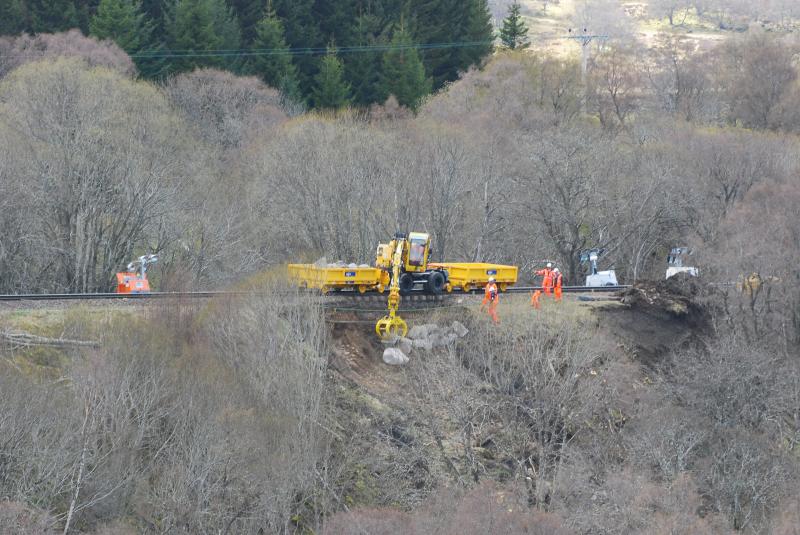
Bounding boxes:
[116,254,158,294]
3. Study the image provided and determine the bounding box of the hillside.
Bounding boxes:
[3,276,797,533]
[491,0,799,56]
[2,2,800,531]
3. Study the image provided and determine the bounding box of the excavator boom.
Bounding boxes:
[375,237,408,339]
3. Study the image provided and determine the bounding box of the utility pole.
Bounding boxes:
[565,28,609,113]
[565,28,609,85]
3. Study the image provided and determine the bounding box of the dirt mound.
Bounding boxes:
[620,274,709,325]
[328,316,410,400]
[604,276,711,367]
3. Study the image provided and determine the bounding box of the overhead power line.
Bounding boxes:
[130,41,496,59]
[0,35,605,61]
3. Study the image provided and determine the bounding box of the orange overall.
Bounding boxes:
[481,282,499,324]
[536,268,553,295]
[553,271,563,301]
[531,290,541,309]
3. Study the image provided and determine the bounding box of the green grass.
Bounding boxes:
[0,305,139,377]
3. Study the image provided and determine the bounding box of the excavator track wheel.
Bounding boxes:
[375,316,408,339]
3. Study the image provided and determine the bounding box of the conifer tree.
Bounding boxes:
[141,0,167,35]
[274,0,321,95]
[346,13,382,106]
[0,0,26,35]
[209,0,242,58]
[168,0,240,73]
[312,49,351,109]
[28,0,79,33]
[461,0,494,67]
[244,7,297,91]
[230,0,265,45]
[379,26,431,111]
[74,0,98,34]
[315,0,358,50]
[500,2,530,50]
[410,0,493,89]
[90,0,152,52]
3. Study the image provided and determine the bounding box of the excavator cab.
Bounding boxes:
[375,232,432,272]
[405,232,430,271]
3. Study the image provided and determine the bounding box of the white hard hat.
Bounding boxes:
[546,262,552,268]
[553,267,559,273]
[488,277,496,282]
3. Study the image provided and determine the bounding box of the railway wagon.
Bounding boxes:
[287,264,388,294]
[429,262,518,292]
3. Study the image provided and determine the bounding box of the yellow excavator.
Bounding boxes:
[288,231,517,340]
[374,232,448,338]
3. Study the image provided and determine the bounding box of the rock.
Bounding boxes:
[412,338,433,351]
[313,257,327,267]
[398,337,413,355]
[383,347,409,366]
[451,321,469,338]
[408,323,436,340]
[381,334,400,347]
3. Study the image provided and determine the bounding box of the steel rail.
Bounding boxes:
[0,285,630,303]
[0,291,243,302]
[321,284,630,297]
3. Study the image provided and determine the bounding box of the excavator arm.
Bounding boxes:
[375,239,409,339]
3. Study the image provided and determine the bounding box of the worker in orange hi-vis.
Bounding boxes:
[531,289,541,309]
[535,262,554,296]
[481,277,500,324]
[552,267,564,301]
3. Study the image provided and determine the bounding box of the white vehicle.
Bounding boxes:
[581,249,618,287]
[666,247,699,279]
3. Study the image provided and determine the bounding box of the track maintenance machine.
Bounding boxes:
[288,232,517,339]
[115,254,158,294]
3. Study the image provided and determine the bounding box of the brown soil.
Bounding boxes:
[602,274,711,367]
[328,314,410,401]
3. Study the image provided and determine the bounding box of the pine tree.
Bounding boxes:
[28,0,79,32]
[461,0,494,68]
[230,0,265,45]
[0,0,26,35]
[90,0,152,52]
[167,0,241,73]
[312,49,351,109]
[75,0,101,34]
[274,0,321,96]
[243,8,297,90]
[499,2,530,50]
[409,0,493,89]
[346,13,383,106]
[209,0,241,57]
[378,26,431,111]
[140,0,167,35]
[315,0,358,49]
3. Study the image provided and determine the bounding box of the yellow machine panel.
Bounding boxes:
[429,262,518,292]
[287,264,387,293]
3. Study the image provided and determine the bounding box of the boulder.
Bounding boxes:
[451,321,469,338]
[398,337,413,355]
[412,338,433,351]
[408,323,437,340]
[381,334,400,347]
[383,347,409,366]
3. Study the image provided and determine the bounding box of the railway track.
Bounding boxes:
[0,285,630,303]
[0,291,239,302]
